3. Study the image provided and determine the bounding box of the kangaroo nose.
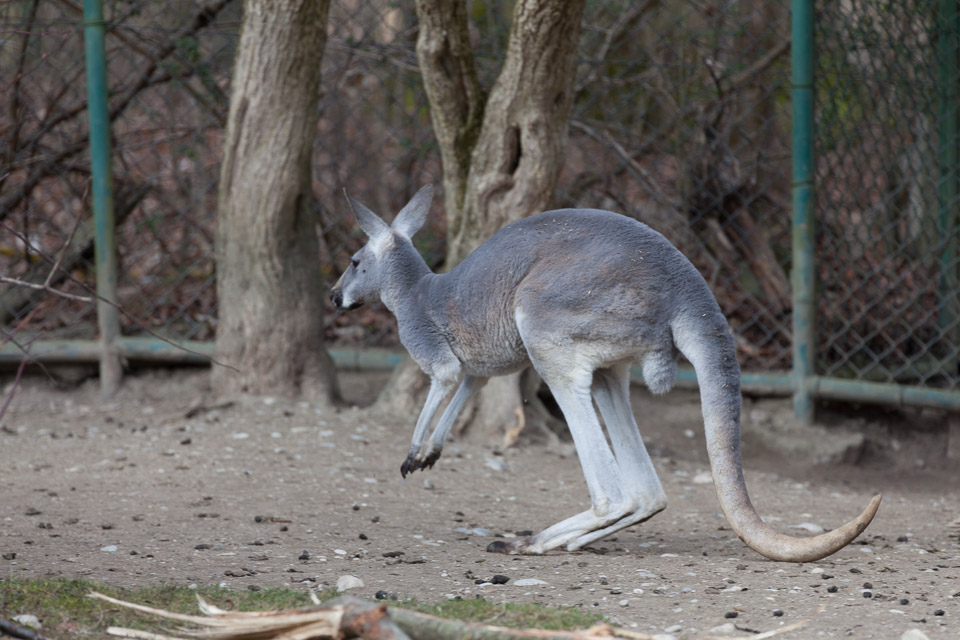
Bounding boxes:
[330,289,342,309]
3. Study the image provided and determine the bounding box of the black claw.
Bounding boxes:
[401,452,422,478]
[486,540,514,554]
[423,448,442,469]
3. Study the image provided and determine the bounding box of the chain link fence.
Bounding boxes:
[815,0,960,389]
[1,0,957,399]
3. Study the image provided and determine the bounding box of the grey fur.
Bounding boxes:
[331,186,881,561]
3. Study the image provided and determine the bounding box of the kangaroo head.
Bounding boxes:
[330,185,433,311]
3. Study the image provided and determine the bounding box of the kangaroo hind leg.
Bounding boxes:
[566,363,667,550]
[487,355,632,555]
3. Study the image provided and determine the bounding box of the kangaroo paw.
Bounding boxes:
[486,540,518,554]
[400,447,444,478]
[422,447,442,469]
[486,537,542,555]
[400,453,420,478]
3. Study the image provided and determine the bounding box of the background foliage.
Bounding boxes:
[1,0,957,389]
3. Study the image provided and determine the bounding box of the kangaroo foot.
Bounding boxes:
[400,447,443,478]
[487,538,542,555]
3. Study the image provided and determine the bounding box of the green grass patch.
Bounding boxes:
[1,578,604,639]
[399,597,605,630]
[0,578,324,639]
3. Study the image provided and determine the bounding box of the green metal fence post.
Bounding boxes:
[82,0,122,396]
[791,0,816,423]
[938,0,960,374]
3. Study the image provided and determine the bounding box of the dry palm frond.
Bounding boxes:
[89,592,343,640]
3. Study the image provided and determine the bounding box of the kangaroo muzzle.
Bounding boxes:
[330,287,362,311]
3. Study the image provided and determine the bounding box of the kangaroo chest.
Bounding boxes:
[439,297,529,377]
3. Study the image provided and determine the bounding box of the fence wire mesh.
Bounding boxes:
[0,0,957,393]
[815,0,960,388]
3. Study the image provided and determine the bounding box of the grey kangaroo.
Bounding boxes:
[331,185,882,562]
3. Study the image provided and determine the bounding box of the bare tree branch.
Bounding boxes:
[0,331,40,423]
[0,0,235,222]
[0,220,239,372]
[575,0,658,93]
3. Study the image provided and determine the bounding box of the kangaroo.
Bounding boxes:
[331,185,882,562]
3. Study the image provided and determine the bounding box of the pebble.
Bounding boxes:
[792,522,825,534]
[773,610,784,617]
[485,457,508,472]
[724,611,738,619]
[423,479,435,490]
[299,550,310,561]
[100,545,118,552]
[619,599,629,607]
[491,575,510,584]
[664,624,682,633]
[375,590,389,600]
[827,585,839,593]
[514,578,547,586]
[336,575,364,592]
[708,623,736,634]
[901,630,931,640]
[934,609,945,616]
[692,472,713,484]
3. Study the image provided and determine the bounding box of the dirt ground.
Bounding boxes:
[1,368,958,639]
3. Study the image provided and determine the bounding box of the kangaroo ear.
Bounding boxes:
[344,190,390,240]
[391,184,434,238]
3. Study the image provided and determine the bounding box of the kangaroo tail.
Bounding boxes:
[672,312,881,563]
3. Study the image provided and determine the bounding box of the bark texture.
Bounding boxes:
[418,0,587,264]
[213,0,338,401]
[376,0,586,445]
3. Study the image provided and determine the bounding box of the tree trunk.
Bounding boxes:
[213,0,338,402]
[374,0,586,446]
[452,0,586,264]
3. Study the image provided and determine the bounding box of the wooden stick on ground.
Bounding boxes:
[89,592,819,640]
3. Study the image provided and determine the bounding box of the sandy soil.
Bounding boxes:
[1,368,958,639]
